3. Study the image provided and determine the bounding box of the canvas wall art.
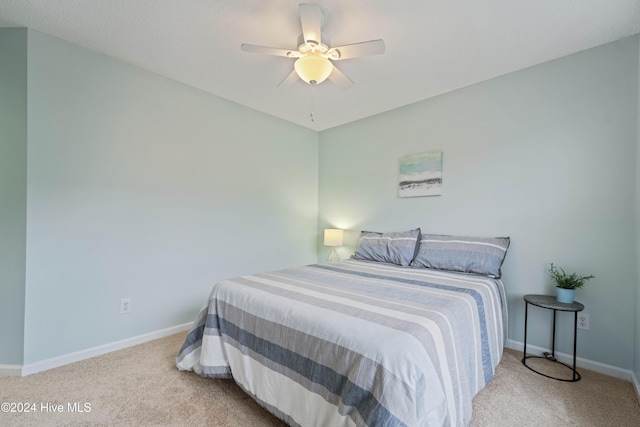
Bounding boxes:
[399,151,443,197]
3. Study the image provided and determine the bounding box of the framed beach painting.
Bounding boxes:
[399,151,443,197]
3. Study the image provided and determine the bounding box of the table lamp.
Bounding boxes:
[324,229,344,262]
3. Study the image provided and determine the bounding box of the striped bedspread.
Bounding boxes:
[176,259,507,427]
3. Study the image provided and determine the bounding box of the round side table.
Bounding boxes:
[522,294,584,382]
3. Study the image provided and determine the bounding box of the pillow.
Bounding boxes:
[410,234,510,278]
[351,228,420,267]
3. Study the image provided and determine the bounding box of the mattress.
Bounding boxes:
[176,259,507,426]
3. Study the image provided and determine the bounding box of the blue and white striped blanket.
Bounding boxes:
[177,259,507,426]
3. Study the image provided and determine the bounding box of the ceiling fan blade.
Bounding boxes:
[328,65,354,89]
[328,39,385,60]
[241,43,299,58]
[278,70,299,87]
[299,4,322,46]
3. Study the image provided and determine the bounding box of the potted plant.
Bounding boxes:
[549,263,594,303]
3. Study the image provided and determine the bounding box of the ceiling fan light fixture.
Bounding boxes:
[241,4,384,89]
[294,54,332,85]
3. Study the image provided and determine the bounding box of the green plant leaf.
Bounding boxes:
[549,263,594,289]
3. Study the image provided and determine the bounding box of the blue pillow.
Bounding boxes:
[410,234,510,278]
[351,228,421,267]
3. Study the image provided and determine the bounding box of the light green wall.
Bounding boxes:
[20,29,318,364]
[635,36,640,386]
[319,36,639,369]
[0,28,27,365]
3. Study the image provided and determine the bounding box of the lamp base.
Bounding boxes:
[326,247,341,262]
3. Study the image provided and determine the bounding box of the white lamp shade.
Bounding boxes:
[324,229,344,247]
[294,54,333,85]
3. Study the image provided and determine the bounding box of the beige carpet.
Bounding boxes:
[1,332,639,426]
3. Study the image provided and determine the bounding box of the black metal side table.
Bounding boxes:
[522,294,584,382]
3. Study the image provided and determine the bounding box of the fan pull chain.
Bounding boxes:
[309,83,316,122]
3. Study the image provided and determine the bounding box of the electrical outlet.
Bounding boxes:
[577,313,590,330]
[120,298,132,314]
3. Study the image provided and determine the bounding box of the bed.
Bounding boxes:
[177,231,509,427]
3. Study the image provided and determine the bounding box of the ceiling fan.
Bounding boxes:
[241,3,385,88]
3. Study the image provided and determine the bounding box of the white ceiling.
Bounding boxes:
[1,0,639,131]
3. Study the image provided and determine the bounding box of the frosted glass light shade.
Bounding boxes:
[324,229,344,247]
[294,55,333,85]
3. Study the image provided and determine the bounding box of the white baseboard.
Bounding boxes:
[632,371,640,405]
[15,322,191,377]
[0,364,23,377]
[506,339,634,381]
